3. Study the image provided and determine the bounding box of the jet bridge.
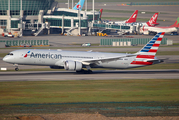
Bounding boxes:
[90,22,137,35]
[22,22,50,36]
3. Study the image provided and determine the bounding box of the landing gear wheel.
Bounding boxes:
[76,69,93,74]
[76,69,85,74]
[15,68,19,71]
[86,70,93,74]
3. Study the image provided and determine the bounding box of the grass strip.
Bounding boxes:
[0,79,179,105]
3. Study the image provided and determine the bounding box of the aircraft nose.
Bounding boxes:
[3,56,13,63]
[3,56,8,62]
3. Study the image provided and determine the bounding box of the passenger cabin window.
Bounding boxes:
[7,53,13,56]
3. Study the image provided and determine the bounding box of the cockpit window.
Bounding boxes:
[7,53,13,55]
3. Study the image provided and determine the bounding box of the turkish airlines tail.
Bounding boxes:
[125,10,138,23]
[146,13,159,26]
[170,17,179,27]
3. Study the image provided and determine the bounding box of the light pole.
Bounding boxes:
[72,0,73,8]
[93,0,94,23]
[85,0,87,11]
[8,0,11,32]
[78,0,81,36]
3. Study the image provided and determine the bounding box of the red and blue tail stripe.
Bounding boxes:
[139,32,164,55]
[130,32,165,66]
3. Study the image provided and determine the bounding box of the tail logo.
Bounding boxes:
[76,5,81,10]
[148,13,158,26]
[132,14,137,18]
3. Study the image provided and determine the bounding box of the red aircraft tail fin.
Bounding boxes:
[146,13,159,26]
[99,9,103,19]
[170,17,179,27]
[125,10,138,23]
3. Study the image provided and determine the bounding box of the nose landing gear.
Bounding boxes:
[13,64,19,71]
[15,67,19,71]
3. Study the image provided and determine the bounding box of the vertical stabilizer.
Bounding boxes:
[73,0,85,10]
[137,32,165,56]
[125,10,138,23]
[99,9,103,19]
[170,17,179,27]
[146,13,159,26]
[131,32,165,66]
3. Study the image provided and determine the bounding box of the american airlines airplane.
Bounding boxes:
[140,17,179,35]
[3,32,165,73]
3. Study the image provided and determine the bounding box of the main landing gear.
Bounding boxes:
[76,69,93,74]
[13,64,19,71]
[76,66,93,74]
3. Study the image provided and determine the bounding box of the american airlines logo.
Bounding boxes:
[24,51,31,58]
[30,52,61,59]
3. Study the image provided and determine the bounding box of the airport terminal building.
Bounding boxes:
[0,0,55,35]
[0,0,100,36]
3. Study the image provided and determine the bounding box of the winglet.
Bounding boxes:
[125,10,138,23]
[146,13,159,26]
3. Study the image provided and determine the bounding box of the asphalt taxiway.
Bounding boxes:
[0,69,179,81]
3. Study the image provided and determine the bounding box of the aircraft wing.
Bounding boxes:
[80,54,138,65]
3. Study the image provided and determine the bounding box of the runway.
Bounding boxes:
[0,69,178,81]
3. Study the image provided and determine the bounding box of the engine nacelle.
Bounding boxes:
[64,60,82,71]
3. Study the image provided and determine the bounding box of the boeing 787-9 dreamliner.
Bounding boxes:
[3,32,165,73]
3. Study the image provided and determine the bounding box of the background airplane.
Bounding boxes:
[138,13,159,27]
[99,9,103,21]
[118,12,159,27]
[140,17,179,35]
[73,0,85,10]
[109,10,138,24]
[3,32,165,73]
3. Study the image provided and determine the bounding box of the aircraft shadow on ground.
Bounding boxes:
[1,70,179,76]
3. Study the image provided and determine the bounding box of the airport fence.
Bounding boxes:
[0,40,49,47]
[100,38,168,46]
[131,2,179,5]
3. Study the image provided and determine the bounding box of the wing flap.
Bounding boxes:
[80,54,138,65]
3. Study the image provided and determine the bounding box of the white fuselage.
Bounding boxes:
[3,49,142,69]
[141,26,177,34]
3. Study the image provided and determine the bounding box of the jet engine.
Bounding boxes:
[64,60,82,71]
